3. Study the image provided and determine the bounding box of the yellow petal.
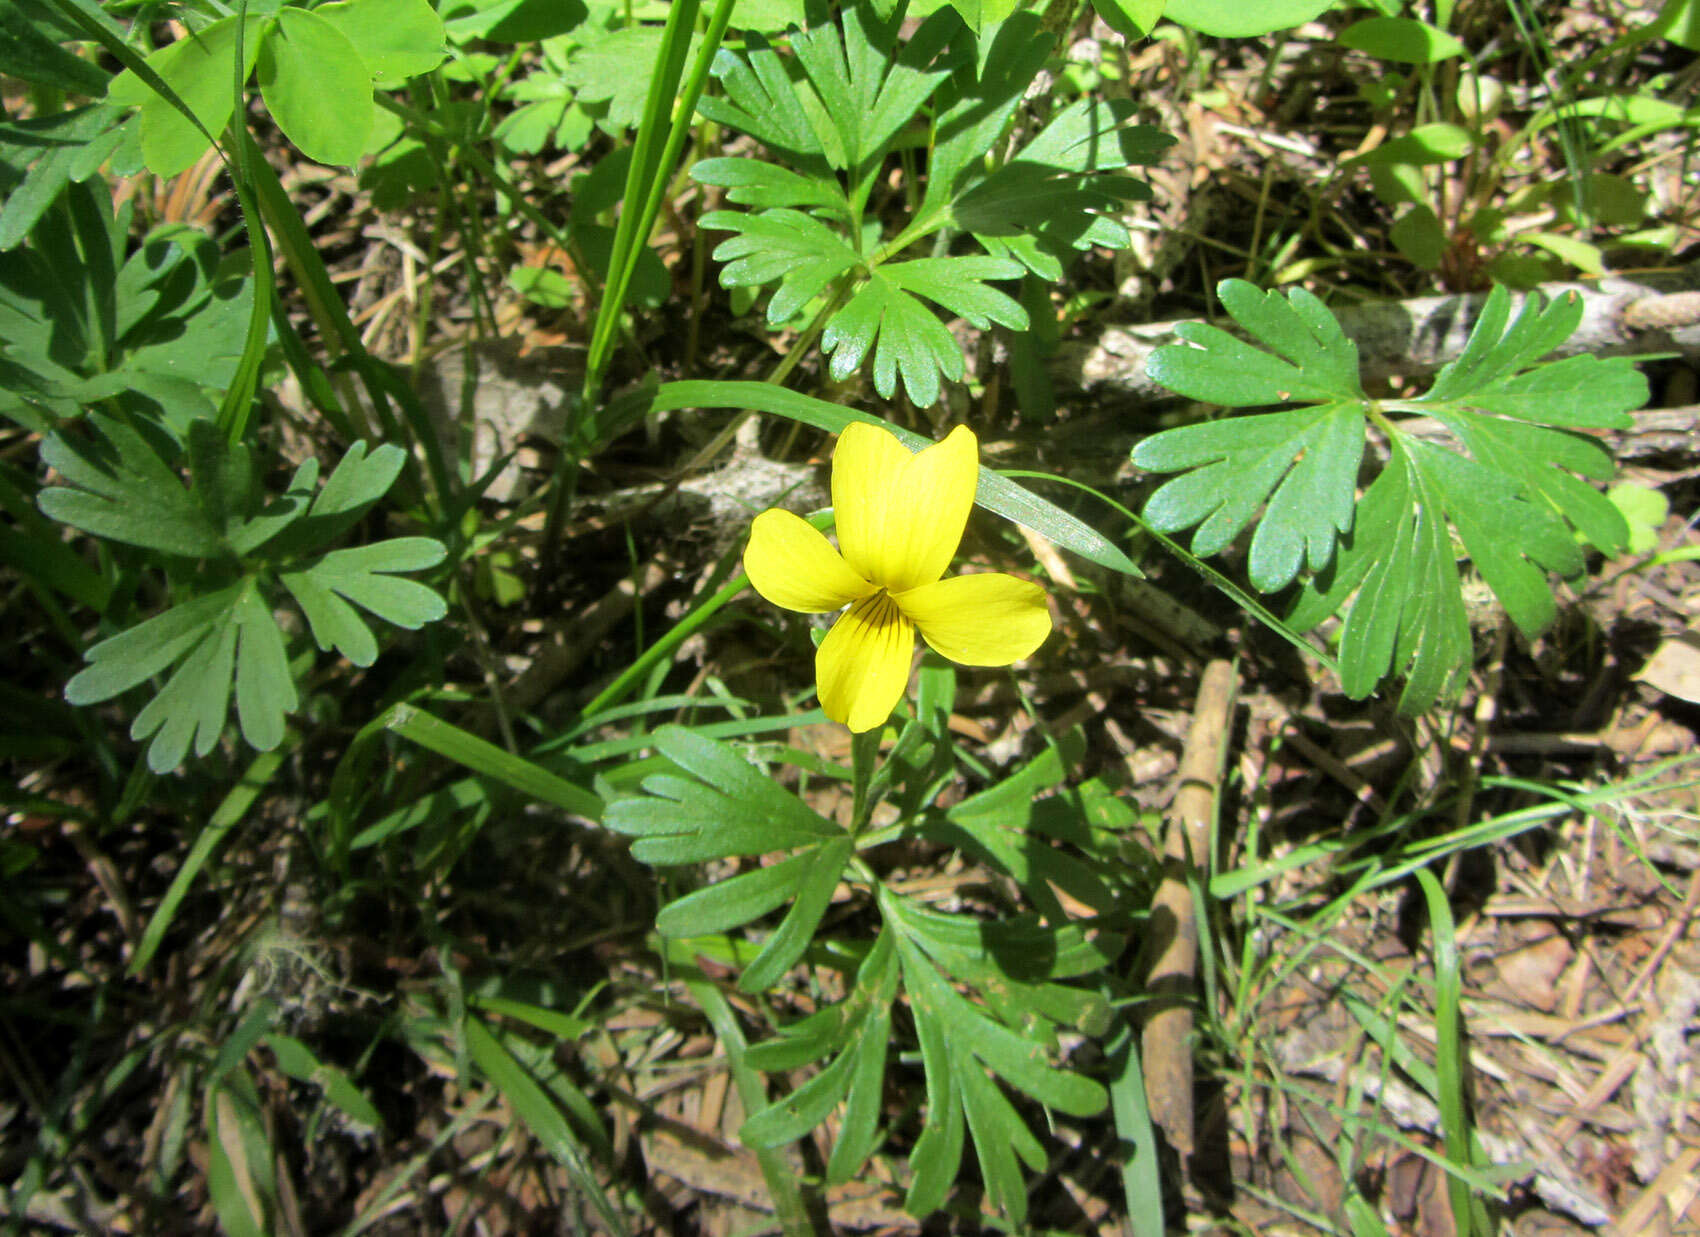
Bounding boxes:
[832,422,978,593]
[744,509,874,613]
[895,572,1051,666]
[816,592,914,733]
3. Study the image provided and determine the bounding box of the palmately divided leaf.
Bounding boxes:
[741,927,898,1183]
[821,259,1027,406]
[1140,279,1649,712]
[1444,416,1628,554]
[1137,405,1365,590]
[702,208,862,326]
[38,414,226,556]
[604,725,843,864]
[786,4,960,171]
[947,99,1174,278]
[690,157,846,214]
[698,36,833,176]
[65,583,246,705]
[890,906,1107,1226]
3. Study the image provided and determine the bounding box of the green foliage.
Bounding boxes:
[1338,16,1466,63]
[0,178,252,431]
[1134,280,1647,711]
[608,722,1122,1225]
[694,1,1171,404]
[105,0,447,174]
[43,420,447,771]
[1161,0,1334,37]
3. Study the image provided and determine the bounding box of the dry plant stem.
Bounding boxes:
[466,562,670,737]
[1141,659,1238,1162]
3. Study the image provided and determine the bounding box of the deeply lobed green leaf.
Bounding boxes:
[1137,279,1649,711]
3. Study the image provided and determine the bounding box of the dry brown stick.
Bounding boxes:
[1140,659,1239,1164]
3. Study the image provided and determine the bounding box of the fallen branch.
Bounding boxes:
[1140,658,1238,1170]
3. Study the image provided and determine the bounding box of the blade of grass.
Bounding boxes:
[463,1014,628,1237]
[1000,467,1340,675]
[673,951,820,1236]
[545,0,738,560]
[578,567,750,721]
[1104,1019,1166,1237]
[243,149,453,507]
[1413,867,1494,1235]
[646,381,1143,578]
[218,6,273,444]
[129,742,288,976]
[382,703,603,821]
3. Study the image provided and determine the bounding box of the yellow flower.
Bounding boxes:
[743,422,1051,732]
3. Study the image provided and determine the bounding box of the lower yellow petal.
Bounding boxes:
[895,573,1051,666]
[744,509,874,613]
[816,592,914,733]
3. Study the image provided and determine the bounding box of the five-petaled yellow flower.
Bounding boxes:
[743,422,1051,732]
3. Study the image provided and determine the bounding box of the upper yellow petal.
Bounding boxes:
[816,592,915,733]
[831,422,978,594]
[894,572,1051,666]
[744,508,875,613]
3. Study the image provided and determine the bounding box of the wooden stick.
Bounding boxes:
[1140,659,1238,1163]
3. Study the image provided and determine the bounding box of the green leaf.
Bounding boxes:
[605,725,843,864]
[1345,122,1474,168]
[701,207,862,325]
[461,1015,626,1237]
[1609,483,1666,554]
[927,13,1054,200]
[564,24,684,134]
[232,585,294,753]
[1137,405,1366,589]
[787,4,960,171]
[1391,203,1446,269]
[65,584,241,705]
[106,15,267,178]
[821,258,1024,406]
[315,0,447,85]
[264,1034,383,1133]
[949,99,1173,278]
[383,704,603,820]
[1140,280,1648,711]
[890,902,1106,1226]
[204,1072,277,1237]
[690,157,845,213]
[1162,0,1332,36]
[1338,16,1466,63]
[741,926,898,1179]
[1091,0,1166,38]
[307,539,446,619]
[0,105,125,250]
[257,9,374,167]
[38,413,226,556]
[698,33,833,176]
[0,0,112,94]
[269,439,406,554]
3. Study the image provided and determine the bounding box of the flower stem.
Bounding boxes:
[848,729,881,836]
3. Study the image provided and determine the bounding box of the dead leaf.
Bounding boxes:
[1635,632,1700,704]
[1493,933,1575,1012]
